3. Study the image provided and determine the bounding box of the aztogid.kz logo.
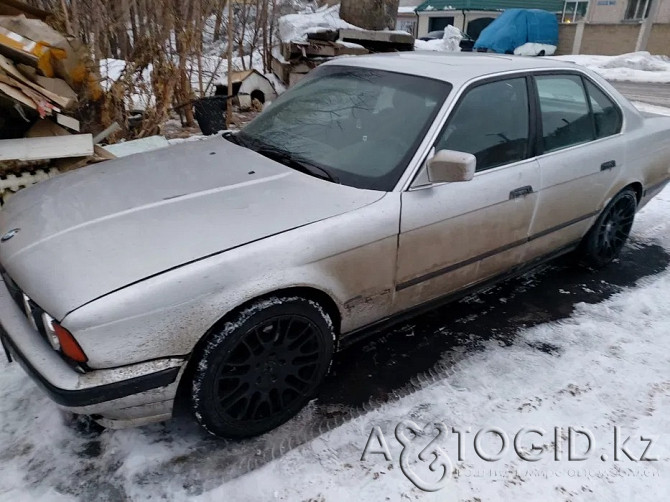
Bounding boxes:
[360,421,659,492]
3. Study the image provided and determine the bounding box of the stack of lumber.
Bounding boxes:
[272,28,415,87]
[0,2,106,177]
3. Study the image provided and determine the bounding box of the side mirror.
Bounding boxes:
[427,150,476,183]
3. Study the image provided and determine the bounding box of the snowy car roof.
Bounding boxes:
[325,52,583,86]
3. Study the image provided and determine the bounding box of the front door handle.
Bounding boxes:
[601,160,616,171]
[509,185,534,199]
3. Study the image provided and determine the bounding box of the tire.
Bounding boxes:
[579,189,637,268]
[191,296,335,438]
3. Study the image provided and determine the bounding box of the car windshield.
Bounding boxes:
[238,65,452,191]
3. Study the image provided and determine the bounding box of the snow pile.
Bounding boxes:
[278,4,360,43]
[553,52,670,83]
[414,25,462,52]
[514,43,556,56]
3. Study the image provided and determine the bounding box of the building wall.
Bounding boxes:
[396,13,418,35]
[589,1,627,23]
[556,23,578,54]
[417,10,501,36]
[575,23,640,54]
[657,0,670,22]
[647,23,670,53]
[589,0,670,23]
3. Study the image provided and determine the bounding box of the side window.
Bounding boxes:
[585,80,622,139]
[536,75,594,152]
[435,78,529,172]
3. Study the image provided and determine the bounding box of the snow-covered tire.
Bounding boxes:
[579,188,637,268]
[191,296,335,438]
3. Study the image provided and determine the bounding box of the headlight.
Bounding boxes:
[41,312,61,350]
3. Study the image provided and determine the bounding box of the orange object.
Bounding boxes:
[53,322,88,363]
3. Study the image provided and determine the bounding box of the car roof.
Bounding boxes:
[326,52,583,86]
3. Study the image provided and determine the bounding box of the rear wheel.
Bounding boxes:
[580,189,637,268]
[191,296,334,438]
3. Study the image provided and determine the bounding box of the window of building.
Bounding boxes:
[561,1,589,23]
[435,78,530,172]
[625,0,651,20]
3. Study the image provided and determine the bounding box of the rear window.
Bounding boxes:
[536,75,595,153]
[585,80,622,139]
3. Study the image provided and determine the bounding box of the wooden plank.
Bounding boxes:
[0,54,72,108]
[25,118,70,137]
[0,0,51,20]
[56,113,79,132]
[0,134,93,161]
[339,29,415,45]
[0,80,36,109]
[0,73,56,116]
[306,30,339,42]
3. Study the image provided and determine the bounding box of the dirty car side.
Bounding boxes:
[1,53,669,436]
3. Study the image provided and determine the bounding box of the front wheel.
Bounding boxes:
[191,296,334,438]
[580,189,637,268]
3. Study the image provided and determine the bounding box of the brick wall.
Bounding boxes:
[580,24,640,55]
[647,23,670,55]
[558,23,644,56]
[556,23,577,55]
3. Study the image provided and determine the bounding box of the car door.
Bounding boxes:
[525,73,625,261]
[394,76,541,312]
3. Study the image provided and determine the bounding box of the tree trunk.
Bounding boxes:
[340,0,400,31]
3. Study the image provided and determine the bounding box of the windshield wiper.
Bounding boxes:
[223,131,244,146]
[225,133,339,183]
[254,144,340,184]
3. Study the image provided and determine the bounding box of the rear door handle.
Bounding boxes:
[601,160,616,171]
[509,185,534,199]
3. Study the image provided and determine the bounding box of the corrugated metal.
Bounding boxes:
[416,0,564,13]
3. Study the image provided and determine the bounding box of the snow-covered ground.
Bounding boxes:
[1,111,670,501]
[553,52,670,83]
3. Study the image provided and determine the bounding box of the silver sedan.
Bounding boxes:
[1,53,669,438]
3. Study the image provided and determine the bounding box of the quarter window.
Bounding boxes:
[585,80,622,138]
[435,78,530,172]
[536,75,594,153]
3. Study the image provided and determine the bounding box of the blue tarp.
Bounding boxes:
[473,9,559,54]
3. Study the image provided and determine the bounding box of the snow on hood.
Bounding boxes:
[0,137,383,319]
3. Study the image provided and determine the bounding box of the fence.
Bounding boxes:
[556,22,669,55]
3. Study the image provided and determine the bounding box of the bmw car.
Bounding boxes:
[1,53,669,438]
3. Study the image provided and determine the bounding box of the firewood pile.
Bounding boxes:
[0,0,107,187]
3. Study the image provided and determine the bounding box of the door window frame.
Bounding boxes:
[431,74,538,171]
[402,69,626,192]
[529,70,624,157]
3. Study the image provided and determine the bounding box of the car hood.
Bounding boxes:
[0,137,384,319]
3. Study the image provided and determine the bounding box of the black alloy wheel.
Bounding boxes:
[581,189,637,268]
[192,296,334,438]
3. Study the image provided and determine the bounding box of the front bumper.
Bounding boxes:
[0,277,187,428]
